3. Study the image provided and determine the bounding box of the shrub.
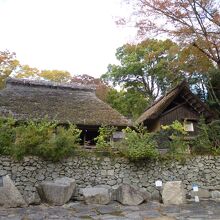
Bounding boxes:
[0,117,16,155]
[12,120,55,159]
[155,120,189,159]
[12,120,81,161]
[37,124,81,161]
[209,120,220,149]
[192,118,220,154]
[117,125,159,161]
[94,125,116,149]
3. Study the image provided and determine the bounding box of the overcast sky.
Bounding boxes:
[0,0,136,78]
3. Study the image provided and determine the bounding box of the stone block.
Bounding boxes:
[162,181,186,205]
[115,184,145,205]
[23,191,41,205]
[190,188,211,198]
[81,185,112,205]
[37,177,76,205]
[211,190,220,199]
[0,175,27,208]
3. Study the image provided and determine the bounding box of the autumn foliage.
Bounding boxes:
[121,0,220,68]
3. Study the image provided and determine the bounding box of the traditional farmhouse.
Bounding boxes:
[136,81,214,133]
[0,78,130,145]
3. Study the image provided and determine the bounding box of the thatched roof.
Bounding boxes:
[0,78,130,127]
[136,81,214,124]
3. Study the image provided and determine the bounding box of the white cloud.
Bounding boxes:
[0,0,136,77]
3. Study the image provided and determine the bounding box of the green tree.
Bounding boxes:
[106,89,148,119]
[102,39,218,115]
[0,50,72,85]
[39,70,72,83]
[179,46,220,111]
[0,50,20,88]
[15,67,72,83]
[207,68,220,113]
[15,65,40,79]
[102,39,183,102]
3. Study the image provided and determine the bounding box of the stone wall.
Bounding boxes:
[0,155,220,197]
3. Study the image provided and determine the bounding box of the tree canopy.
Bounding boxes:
[101,38,220,116]
[71,74,110,102]
[0,50,19,88]
[121,0,220,68]
[0,50,72,86]
[16,67,72,83]
[102,38,213,102]
[102,39,182,102]
[39,70,71,83]
[106,88,148,119]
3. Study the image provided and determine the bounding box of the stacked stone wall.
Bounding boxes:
[0,156,219,196]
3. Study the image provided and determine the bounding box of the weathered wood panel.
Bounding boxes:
[160,105,199,125]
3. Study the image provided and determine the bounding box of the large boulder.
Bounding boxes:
[162,181,186,205]
[115,184,145,205]
[37,177,76,205]
[0,175,27,208]
[81,186,112,205]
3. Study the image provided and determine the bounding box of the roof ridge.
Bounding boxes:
[6,77,95,92]
[143,80,187,112]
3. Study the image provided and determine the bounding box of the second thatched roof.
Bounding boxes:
[136,81,214,124]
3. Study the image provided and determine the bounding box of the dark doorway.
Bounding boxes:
[79,127,99,146]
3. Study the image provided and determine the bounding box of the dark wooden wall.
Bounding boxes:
[159,105,200,134]
[160,104,199,125]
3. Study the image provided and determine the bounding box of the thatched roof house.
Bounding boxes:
[136,81,214,133]
[0,78,130,144]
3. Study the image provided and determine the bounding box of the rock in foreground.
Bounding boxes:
[190,188,210,199]
[37,177,76,205]
[81,186,112,205]
[0,175,27,208]
[116,184,145,205]
[162,181,186,205]
[211,190,220,199]
[24,191,41,205]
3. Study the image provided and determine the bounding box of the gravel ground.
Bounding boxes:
[0,200,220,220]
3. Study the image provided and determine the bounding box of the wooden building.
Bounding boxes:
[0,78,131,145]
[136,81,214,133]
